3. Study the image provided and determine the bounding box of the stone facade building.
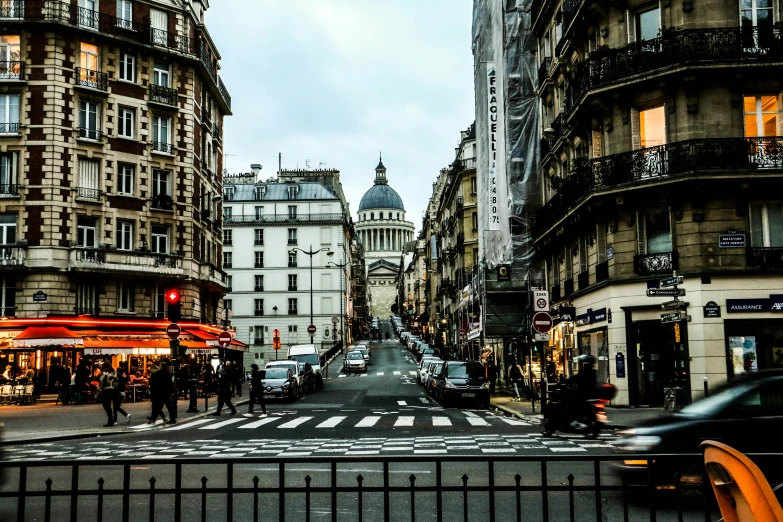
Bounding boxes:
[533,0,783,406]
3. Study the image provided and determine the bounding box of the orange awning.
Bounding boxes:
[13,326,83,348]
[82,338,171,355]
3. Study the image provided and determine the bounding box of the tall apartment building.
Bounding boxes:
[222,171,353,366]
[0,0,234,376]
[533,0,783,405]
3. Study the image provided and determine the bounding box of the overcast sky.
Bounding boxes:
[209,0,475,227]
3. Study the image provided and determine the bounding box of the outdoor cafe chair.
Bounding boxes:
[0,384,12,404]
[11,385,25,404]
[19,384,35,405]
[701,440,783,522]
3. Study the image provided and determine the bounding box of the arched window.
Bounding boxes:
[380,212,384,219]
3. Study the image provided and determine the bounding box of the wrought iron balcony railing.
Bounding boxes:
[218,76,232,111]
[537,57,552,88]
[634,251,678,276]
[78,127,102,141]
[202,112,213,130]
[0,61,23,80]
[74,306,99,316]
[150,28,193,54]
[75,67,107,91]
[213,124,221,141]
[748,246,783,270]
[0,123,19,134]
[224,213,346,225]
[152,141,173,154]
[149,84,178,106]
[566,27,783,116]
[0,184,18,196]
[151,194,174,210]
[562,0,583,34]
[534,136,783,236]
[76,187,101,200]
[0,246,25,266]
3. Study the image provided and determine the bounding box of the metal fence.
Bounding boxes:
[1,453,766,522]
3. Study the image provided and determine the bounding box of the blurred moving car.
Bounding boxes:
[435,361,490,408]
[343,351,367,373]
[259,367,298,401]
[614,370,783,486]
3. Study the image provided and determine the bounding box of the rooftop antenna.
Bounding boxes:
[305,159,312,169]
[278,152,282,177]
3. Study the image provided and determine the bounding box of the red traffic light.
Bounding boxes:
[165,289,181,305]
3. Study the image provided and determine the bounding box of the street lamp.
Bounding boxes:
[326,260,348,351]
[289,245,334,343]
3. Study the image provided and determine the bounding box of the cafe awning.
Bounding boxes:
[12,326,84,348]
[82,338,171,355]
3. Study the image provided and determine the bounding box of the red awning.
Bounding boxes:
[13,326,84,348]
[82,338,172,355]
[185,329,217,341]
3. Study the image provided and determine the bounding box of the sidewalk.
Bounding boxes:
[0,385,249,444]
[489,385,665,430]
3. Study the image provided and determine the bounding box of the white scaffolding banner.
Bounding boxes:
[487,62,501,231]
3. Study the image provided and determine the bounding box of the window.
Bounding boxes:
[118,106,134,138]
[77,158,100,199]
[223,251,232,268]
[0,2,22,18]
[152,115,171,152]
[254,299,264,316]
[564,245,573,280]
[638,210,672,254]
[741,0,774,49]
[79,100,101,140]
[152,169,170,197]
[472,212,478,231]
[0,35,20,80]
[226,275,232,291]
[153,61,170,87]
[379,212,384,220]
[744,96,778,138]
[287,185,299,199]
[223,229,232,246]
[150,8,168,46]
[0,214,16,244]
[0,152,18,191]
[116,164,133,195]
[254,229,263,245]
[288,325,298,333]
[223,207,232,219]
[288,252,297,267]
[638,106,665,148]
[254,186,266,199]
[116,220,133,250]
[288,274,297,291]
[255,251,263,268]
[397,213,401,220]
[551,255,560,286]
[0,94,18,133]
[288,228,297,245]
[253,326,264,345]
[750,203,783,247]
[153,284,166,318]
[76,282,98,314]
[597,223,608,264]
[288,298,298,315]
[473,247,479,266]
[77,216,97,248]
[371,213,374,220]
[471,176,477,194]
[288,205,297,219]
[118,52,135,82]
[254,206,264,220]
[579,236,588,274]
[224,299,232,311]
[636,7,660,44]
[0,277,15,317]
[117,280,135,312]
[79,42,99,72]
[254,275,263,292]
[116,0,132,29]
[151,225,169,254]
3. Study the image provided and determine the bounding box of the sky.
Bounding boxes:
[208,0,476,228]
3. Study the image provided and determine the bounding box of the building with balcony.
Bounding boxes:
[355,156,416,317]
[0,0,234,377]
[222,170,354,366]
[533,0,783,406]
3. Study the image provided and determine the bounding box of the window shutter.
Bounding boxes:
[631,108,641,150]
[636,211,646,254]
[592,129,603,158]
[626,10,636,44]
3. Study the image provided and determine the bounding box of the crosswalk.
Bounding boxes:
[337,371,417,378]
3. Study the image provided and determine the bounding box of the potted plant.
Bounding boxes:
[743,351,756,372]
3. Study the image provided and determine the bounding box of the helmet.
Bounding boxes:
[577,354,596,365]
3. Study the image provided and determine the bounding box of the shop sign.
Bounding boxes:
[726,295,783,313]
[661,311,684,323]
[467,327,481,341]
[33,291,47,302]
[616,352,626,378]
[185,348,218,355]
[704,301,721,318]
[558,306,576,322]
[576,308,608,326]
[719,234,746,248]
[486,62,503,231]
[534,333,550,342]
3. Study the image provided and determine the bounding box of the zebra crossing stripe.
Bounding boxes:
[500,417,527,426]
[376,372,384,376]
[199,418,246,430]
[463,412,489,427]
[432,417,451,426]
[393,371,401,375]
[354,416,381,428]
[165,419,215,431]
[338,374,347,378]
[397,400,407,406]
[408,371,417,376]
[360,374,368,378]
[394,416,415,427]
[238,417,280,429]
[278,417,314,429]
[316,416,347,428]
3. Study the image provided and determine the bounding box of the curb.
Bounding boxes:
[492,402,541,423]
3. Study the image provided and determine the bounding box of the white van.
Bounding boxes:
[287,344,324,390]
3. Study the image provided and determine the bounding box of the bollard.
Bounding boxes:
[703,376,709,397]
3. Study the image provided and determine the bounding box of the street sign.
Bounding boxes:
[273,329,280,338]
[307,324,317,335]
[33,290,47,302]
[647,288,686,297]
[217,331,232,347]
[659,276,683,288]
[661,300,688,310]
[166,323,181,339]
[661,312,684,324]
[331,316,339,325]
[531,312,553,334]
[533,290,549,312]
[534,333,551,342]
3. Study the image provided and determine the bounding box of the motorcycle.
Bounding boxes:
[539,383,616,439]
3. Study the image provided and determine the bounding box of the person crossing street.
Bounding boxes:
[212,362,237,416]
[245,363,267,417]
[98,363,118,427]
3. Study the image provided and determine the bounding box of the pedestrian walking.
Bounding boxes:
[245,364,267,417]
[114,368,131,424]
[232,362,243,397]
[509,360,524,401]
[60,365,72,405]
[164,362,178,424]
[212,363,237,416]
[203,364,214,396]
[177,364,189,399]
[147,361,172,424]
[74,360,89,405]
[98,363,118,427]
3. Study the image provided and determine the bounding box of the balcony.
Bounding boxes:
[533,136,783,237]
[596,261,609,283]
[224,213,345,226]
[200,263,226,286]
[69,248,184,276]
[254,262,264,268]
[151,195,173,211]
[0,246,25,267]
[74,307,99,316]
[202,112,213,130]
[254,310,264,317]
[78,127,102,141]
[0,123,20,134]
[0,61,23,80]
[456,196,463,208]
[577,270,589,291]
[75,67,107,91]
[76,187,101,200]
[149,84,178,106]
[634,251,678,276]
[748,247,783,270]
[213,124,221,141]
[537,57,552,88]
[566,27,783,117]
[199,43,232,110]
[150,28,193,54]
[287,239,297,246]
[152,141,173,154]
[563,278,574,298]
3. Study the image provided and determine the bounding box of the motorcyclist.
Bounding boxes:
[548,354,597,429]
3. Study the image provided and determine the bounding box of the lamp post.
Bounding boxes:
[289,244,334,344]
[327,260,347,352]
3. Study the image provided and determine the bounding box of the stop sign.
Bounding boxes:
[218,331,232,347]
[531,312,553,334]
[166,323,181,339]
[307,324,317,335]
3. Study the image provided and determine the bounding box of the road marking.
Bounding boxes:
[338,374,346,378]
[463,411,489,426]
[164,419,215,431]
[408,371,417,376]
[500,417,527,426]
[394,416,415,427]
[376,372,384,376]
[393,371,401,375]
[397,400,407,406]
[432,417,451,426]
[199,418,245,430]
[355,416,381,428]
[316,416,347,428]
[360,373,368,378]
[278,417,314,429]
[238,417,280,429]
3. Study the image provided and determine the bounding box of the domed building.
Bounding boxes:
[356,156,416,317]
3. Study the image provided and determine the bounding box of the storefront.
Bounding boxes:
[724,295,783,375]
[575,308,610,384]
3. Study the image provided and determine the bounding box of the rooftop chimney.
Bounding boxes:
[251,163,262,181]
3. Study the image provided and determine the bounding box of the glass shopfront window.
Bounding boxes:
[578,327,609,383]
[726,320,783,376]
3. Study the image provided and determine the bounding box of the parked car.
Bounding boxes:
[400,332,411,344]
[417,357,442,385]
[406,336,420,350]
[425,362,445,396]
[351,346,370,364]
[416,345,440,362]
[265,361,304,399]
[288,344,324,390]
[435,361,490,408]
[259,367,298,401]
[343,351,367,373]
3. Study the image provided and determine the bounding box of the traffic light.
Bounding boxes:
[166,289,182,323]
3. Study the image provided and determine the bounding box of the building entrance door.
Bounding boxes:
[630,319,690,406]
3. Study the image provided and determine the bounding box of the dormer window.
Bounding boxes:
[287,185,299,199]
[255,186,266,200]
[223,186,235,201]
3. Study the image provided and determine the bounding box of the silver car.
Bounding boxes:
[417,357,441,385]
[343,351,367,373]
[260,367,297,401]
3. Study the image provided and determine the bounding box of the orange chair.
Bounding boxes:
[701,440,783,522]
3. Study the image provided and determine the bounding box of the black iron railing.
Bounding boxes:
[0,60,23,80]
[562,0,583,32]
[634,251,678,275]
[537,57,552,88]
[150,27,193,54]
[533,136,783,236]
[0,183,18,195]
[566,27,783,116]
[596,260,609,282]
[76,186,101,200]
[73,248,104,263]
[224,213,346,225]
[0,122,19,133]
[578,270,589,290]
[254,285,264,292]
[218,76,232,110]
[151,194,173,210]
[200,43,232,110]
[748,246,783,270]
[202,112,213,130]
[152,141,173,154]
[78,127,102,141]
[149,84,178,106]
[75,67,107,91]
[74,306,98,315]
